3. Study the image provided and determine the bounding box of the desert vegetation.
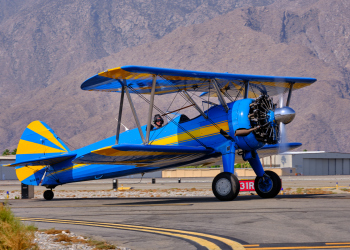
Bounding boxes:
[0,202,37,249]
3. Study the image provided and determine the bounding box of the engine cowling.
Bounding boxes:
[228,95,278,151]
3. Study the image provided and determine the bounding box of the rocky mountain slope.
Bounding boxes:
[0,0,275,95]
[1,0,349,153]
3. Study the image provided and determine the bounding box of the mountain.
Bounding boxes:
[1,0,349,153]
[0,0,276,95]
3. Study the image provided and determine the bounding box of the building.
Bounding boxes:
[261,151,350,175]
[0,156,16,180]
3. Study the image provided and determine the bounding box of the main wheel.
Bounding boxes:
[212,172,240,201]
[254,170,281,198]
[43,190,54,200]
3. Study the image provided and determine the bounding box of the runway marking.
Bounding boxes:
[244,243,350,249]
[320,186,349,189]
[11,203,192,208]
[326,243,350,245]
[21,217,245,250]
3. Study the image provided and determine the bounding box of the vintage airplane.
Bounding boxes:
[6,66,316,200]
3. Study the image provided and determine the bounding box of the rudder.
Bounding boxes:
[15,121,70,185]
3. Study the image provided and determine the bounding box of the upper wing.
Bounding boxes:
[81,65,316,97]
[73,144,213,166]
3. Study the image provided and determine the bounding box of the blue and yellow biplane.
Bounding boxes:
[7,66,316,200]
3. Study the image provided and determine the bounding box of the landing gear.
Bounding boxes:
[254,170,281,198]
[43,190,54,200]
[212,172,240,201]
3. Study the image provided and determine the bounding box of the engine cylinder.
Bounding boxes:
[228,95,279,151]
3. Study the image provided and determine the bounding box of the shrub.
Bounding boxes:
[0,202,37,249]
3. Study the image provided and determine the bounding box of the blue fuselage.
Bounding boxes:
[40,99,265,186]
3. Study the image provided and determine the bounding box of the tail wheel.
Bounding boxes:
[254,170,281,198]
[212,172,240,201]
[43,190,54,200]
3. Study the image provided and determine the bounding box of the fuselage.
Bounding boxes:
[37,98,266,187]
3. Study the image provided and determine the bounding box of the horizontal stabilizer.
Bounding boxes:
[73,144,213,165]
[4,153,77,167]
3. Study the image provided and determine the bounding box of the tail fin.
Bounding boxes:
[15,121,70,185]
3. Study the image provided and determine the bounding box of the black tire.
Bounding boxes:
[43,190,54,200]
[254,170,281,198]
[212,172,240,201]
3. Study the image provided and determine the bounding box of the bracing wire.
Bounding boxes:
[158,76,238,136]
[250,83,258,99]
[127,85,208,148]
[149,90,194,143]
[149,91,179,142]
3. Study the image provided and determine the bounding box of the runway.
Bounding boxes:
[8,193,350,250]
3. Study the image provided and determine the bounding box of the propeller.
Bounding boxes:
[274,94,295,153]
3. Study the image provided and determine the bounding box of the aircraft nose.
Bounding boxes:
[274,107,296,124]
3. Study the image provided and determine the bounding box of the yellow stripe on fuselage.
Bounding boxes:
[151,121,229,145]
[91,147,192,157]
[46,164,87,177]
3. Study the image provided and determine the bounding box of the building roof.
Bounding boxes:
[0,155,16,160]
[283,151,326,155]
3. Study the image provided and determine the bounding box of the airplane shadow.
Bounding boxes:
[32,193,350,206]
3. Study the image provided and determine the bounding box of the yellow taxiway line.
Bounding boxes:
[244,244,350,249]
[12,203,192,208]
[20,217,245,250]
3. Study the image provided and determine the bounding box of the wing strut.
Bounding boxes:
[244,80,250,99]
[125,81,147,144]
[145,75,157,144]
[115,85,125,144]
[211,79,229,112]
[286,82,294,107]
[182,90,208,119]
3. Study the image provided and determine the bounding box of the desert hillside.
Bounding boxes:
[1,0,349,153]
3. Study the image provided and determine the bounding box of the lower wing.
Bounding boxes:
[73,144,214,166]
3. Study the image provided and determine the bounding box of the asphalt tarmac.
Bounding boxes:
[4,176,350,250]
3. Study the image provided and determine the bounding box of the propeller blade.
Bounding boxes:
[279,122,289,153]
[278,95,290,154]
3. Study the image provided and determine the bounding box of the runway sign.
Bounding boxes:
[239,180,255,191]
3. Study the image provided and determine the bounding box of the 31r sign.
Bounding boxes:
[239,180,255,191]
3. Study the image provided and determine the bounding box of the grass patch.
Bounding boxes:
[304,188,334,194]
[44,228,70,234]
[341,188,350,192]
[291,188,334,195]
[0,202,37,249]
[87,239,116,249]
[42,229,88,245]
[53,233,72,243]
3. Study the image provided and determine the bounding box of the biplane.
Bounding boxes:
[6,66,316,200]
